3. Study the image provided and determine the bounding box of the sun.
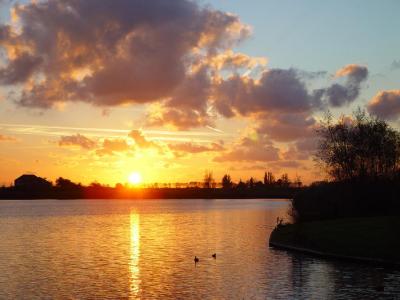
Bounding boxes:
[128,172,142,185]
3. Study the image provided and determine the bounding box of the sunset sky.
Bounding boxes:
[0,0,400,186]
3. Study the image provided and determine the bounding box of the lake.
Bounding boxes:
[0,199,399,299]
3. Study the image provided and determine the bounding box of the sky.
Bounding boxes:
[0,0,400,186]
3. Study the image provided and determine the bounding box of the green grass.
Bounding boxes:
[270,216,400,263]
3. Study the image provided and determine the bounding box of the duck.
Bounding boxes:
[212,253,216,259]
[194,256,199,263]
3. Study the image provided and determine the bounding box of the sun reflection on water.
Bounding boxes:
[129,212,141,298]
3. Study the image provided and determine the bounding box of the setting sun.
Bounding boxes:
[128,172,142,185]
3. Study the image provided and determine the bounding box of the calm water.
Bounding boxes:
[0,199,399,299]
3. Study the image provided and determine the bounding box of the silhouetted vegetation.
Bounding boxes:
[0,171,302,200]
[316,110,400,182]
[291,111,400,222]
[221,174,233,189]
[203,170,216,188]
[270,216,400,264]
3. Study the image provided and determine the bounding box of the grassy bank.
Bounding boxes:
[269,216,400,265]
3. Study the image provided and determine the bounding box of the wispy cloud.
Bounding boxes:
[0,134,16,142]
[0,123,227,142]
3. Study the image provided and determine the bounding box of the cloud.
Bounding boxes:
[0,0,249,109]
[0,134,16,142]
[214,68,314,118]
[0,53,42,84]
[255,113,317,142]
[146,67,213,129]
[282,137,318,161]
[207,50,267,71]
[169,141,224,154]
[214,134,279,162]
[58,133,96,149]
[96,138,132,156]
[318,64,368,107]
[212,65,367,139]
[58,129,163,155]
[367,90,400,120]
[128,130,159,148]
[269,160,303,169]
[0,0,370,143]
[335,64,368,81]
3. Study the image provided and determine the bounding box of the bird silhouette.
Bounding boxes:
[194,256,199,263]
[212,253,216,259]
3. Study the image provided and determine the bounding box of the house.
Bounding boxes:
[14,174,52,190]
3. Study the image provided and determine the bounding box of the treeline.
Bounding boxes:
[0,172,303,200]
[291,110,400,222]
[205,171,302,189]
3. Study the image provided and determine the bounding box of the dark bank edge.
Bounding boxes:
[269,230,400,268]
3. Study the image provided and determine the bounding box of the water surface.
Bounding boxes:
[0,199,399,299]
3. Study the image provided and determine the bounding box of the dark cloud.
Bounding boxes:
[58,133,96,149]
[146,67,213,129]
[214,69,313,118]
[318,64,368,107]
[0,53,42,84]
[0,0,249,108]
[368,90,400,120]
[283,137,318,161]
[212,65,367,140]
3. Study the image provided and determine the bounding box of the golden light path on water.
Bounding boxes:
[130,212,141,298]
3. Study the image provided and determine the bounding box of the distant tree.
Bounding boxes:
[236,179,246,190]
[294,175,302,188]
[264,171,275,185]
[221,174,233,189]
[317,110,400,181]
[279,173,290,187]
[203,170,215,188]
[247,177,255,189]
[56,177,79,189]
[255,180,264,189]
[115,183,124,189]
[89,182,103,188]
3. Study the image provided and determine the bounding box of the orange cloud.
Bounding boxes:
[368,90,400,120]
[214,135,280,162]
[0,134,16,142]
[129,130,159,149]
[59,134,96,149]
[96,139,132,156]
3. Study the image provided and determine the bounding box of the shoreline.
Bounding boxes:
[269,240,400,267]
[269,216,400,267]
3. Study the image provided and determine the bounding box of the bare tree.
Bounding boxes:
[316,110,400,181]
[203,170,215,188]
